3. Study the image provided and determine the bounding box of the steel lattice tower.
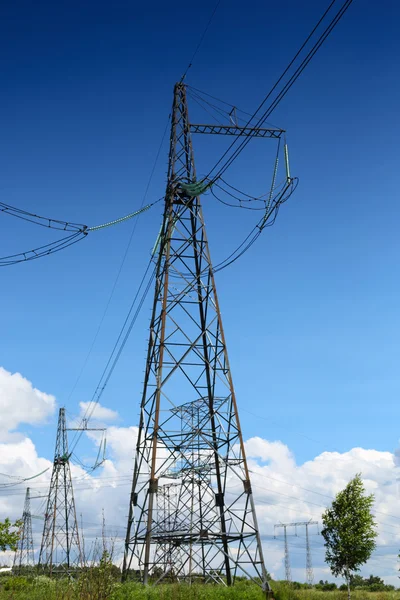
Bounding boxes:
[275,521,317,584]
[122,83,272,593]
[282,526,291,583]
[305,521,314,586]
[13,487,34,574]
[152,483,185,580]
[38,408,82,576]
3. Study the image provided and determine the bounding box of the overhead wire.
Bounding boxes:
[68,255,157,454]
[211,178,298,273]
[205,0,354,181]
[65,115,171,405]
[186,84,282,130]
[63,0,225,455]
[0,201,85,231]
[186,87,239,124]
[0,230,88,267]
[0,200,161,267]
[180,0,222,82]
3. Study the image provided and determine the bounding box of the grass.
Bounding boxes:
[0,579,399,600]
[271,585,400,600]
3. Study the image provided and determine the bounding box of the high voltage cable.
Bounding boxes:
[0,201,160,267]
[249,469,400,525]
[68,257,158,454]
[205,0,354,182]
[0,467,50,488]
[65,0,223,441]
[65,116,171,405]
[6,471,400,542]
[0,201,85,231]
[0,230,87,267]
[211,178,298,273]
[180,0,222,82]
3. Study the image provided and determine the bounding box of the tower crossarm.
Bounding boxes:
[189,123,285,138]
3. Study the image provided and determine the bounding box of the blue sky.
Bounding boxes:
[1,0,400,469]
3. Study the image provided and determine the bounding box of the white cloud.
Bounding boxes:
[0,368,400,584]
[0,367,55,440]
[79,401,119,423]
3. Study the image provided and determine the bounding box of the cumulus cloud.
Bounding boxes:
[79,401,119,423]
[0,367,55,440]
[244,439,399,585]
[1,367,399,584]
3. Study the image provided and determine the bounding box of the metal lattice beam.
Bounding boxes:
[275,520,318,584]
[190,123,284,138]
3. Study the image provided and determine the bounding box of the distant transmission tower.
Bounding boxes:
[38,408,82,576]
[275,520,318,584]
[275,524,291,582]
[305,521,315,586]
[122,82,286,593]
[13,487,34,574]
[153,483,185,581]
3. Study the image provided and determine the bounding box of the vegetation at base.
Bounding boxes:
[0,518,22,552]
[0,577,400,600]
[0,577,267,599]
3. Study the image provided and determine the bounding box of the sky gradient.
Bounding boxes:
[1,0,400,582]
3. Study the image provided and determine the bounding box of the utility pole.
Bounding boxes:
[122,82,285,593]
[38,408,106,576]
[275,520,318,584]
[13,488,34,574]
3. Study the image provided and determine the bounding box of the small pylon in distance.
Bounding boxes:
[13,487,34,575]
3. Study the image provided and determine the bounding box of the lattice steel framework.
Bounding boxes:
[152,483,186,581]
[38,408,82,576]
[122,83,271,593]
[305,521,315,586]
[274,524,292,583]
[13,487,34,574]
[275,520,318,584]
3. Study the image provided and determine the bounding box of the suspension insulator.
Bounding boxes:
[284,143,291,182]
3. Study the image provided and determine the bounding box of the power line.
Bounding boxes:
[65,116,170,405]
[180,0,222,82]
[68,259,157,455]
[0,201,159,267]
[206,0,354,181]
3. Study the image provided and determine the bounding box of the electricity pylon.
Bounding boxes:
[122,82,284,593]
[152,483,185,581]
[13,487,34,574]
[275,524,291,582]
[305,521,314,586]
[38,408,82,576]
[275,520,318,584]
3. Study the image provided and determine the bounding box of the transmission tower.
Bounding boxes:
[275,524,291,582]
[152,483,185,581]
[38,408,106,576]
[275,520,318,584]
[13,487,34,574]
[122,82,285,593]
[305,521,315,586]
[38,408,82,576]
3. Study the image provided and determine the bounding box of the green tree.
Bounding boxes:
[321,474,377,600]
[0,518,22,552]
